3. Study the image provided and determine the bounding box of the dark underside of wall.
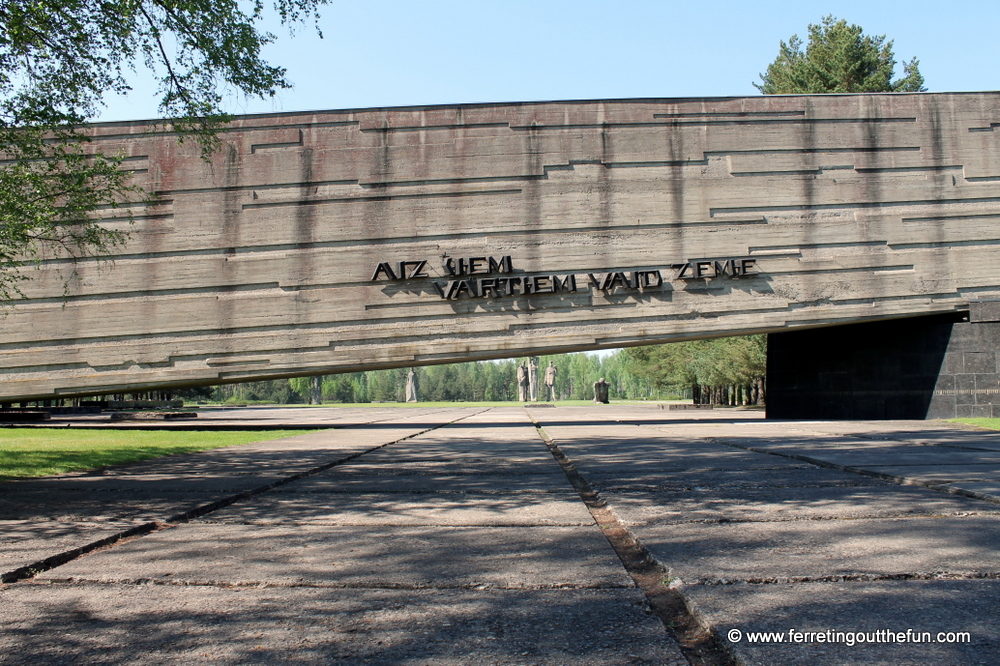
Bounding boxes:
[766,308,1000,420]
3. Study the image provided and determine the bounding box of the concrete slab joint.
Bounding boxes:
[4,406,1000,665]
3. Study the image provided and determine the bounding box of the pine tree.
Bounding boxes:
[755,15,925,94]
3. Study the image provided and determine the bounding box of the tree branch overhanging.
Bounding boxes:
[0,0,329,303]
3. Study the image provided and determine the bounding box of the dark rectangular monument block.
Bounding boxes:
[765,312,999,420]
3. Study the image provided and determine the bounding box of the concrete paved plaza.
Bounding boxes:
[2,406,999,665]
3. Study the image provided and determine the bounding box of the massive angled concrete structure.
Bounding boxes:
[5,92,1000,417]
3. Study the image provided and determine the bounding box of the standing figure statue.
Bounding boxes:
[311,375,322,405]
[405,369,419,403]
[528,357,540,402]
[544,362,558,402]
[593,377,610,404]
[516,363,530,402]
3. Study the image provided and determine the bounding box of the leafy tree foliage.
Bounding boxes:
[0,0,327,300]
[755,15,925,95]
[623,336,767,406]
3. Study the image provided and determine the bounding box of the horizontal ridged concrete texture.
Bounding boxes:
[6,93,1000,400]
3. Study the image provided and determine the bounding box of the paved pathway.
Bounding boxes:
[0,407,684,665]
[528,407,1000,665]
[3,405,1000,665]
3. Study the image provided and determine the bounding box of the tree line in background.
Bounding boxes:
[181,334,766,406]
[200,350,659,404]
[622,335,767,406]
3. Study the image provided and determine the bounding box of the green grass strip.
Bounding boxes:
[952,418,1000,431]
[0,429,318,480]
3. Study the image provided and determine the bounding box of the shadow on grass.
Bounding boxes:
[0,445,221,480]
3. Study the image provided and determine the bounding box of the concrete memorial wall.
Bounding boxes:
[5,92,1000,412]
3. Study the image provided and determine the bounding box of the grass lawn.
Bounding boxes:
[0,429,316,480]
[952,418,1000,431]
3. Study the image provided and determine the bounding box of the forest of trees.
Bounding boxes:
[622,335,767,407]
[203,350,663,404]
[186,334,767,406]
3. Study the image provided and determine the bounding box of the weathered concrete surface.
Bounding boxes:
[207,493,594,526]
[8,94,1000,401]
[602,484,994,524]
[529,406,1000,665]
[684,580,999,666]
[0,407,480,574]
[634,515,1000,581]
[7,405,1000,664]
[42,524,631,588]
[0,586,677,666]
[718,420,1000,501]
[0,407,687,665]
[0,521,130,573]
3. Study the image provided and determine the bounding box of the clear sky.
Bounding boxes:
[97,0,999,122]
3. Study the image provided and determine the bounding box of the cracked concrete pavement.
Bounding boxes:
[4,405,1000,665]
[1,407,682,665]
[528,407,1000,665]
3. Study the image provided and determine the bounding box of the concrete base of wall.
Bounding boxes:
[765,310,1000,420]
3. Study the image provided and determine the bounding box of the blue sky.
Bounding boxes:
[97,1,998,122]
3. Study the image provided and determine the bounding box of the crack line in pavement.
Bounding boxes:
[628,510,999,526]
[710,438,1000,506]
[681,570,1000,585]
[525,411,736,666]
[571,415,1000,663]
[1,408,490,586]
[787,425,1000,454]
[34,578,631,590]
[193,520,594,527]
[609,417,1000,507]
